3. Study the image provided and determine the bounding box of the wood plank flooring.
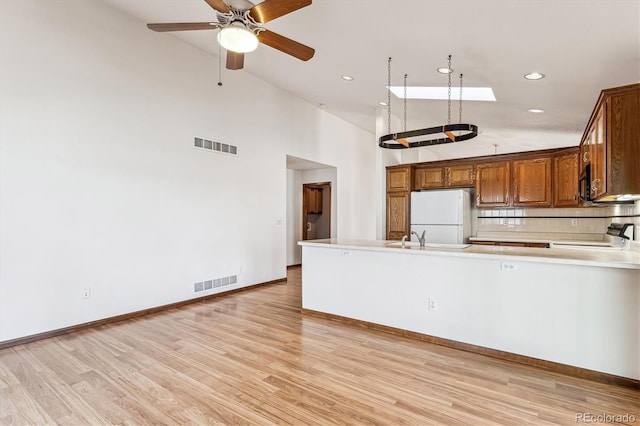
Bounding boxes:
[1,266,638,425]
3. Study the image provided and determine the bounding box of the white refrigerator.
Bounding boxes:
[410,189,472,244]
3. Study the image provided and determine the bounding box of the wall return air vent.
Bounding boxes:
[194,274,238,293]
[194,137,238,156]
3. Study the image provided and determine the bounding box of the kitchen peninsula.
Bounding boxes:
[299,239,640,384]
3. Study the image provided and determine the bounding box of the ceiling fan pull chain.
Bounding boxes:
[403,73,408,132]
[217,43,223,87]
[447,55,452,125]
[459,73,463,123]
[387,57,392,135]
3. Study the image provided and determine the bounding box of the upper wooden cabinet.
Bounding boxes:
[415,164,474,189]
[554,152,579,207]
[447,165,475,187]
[513,158,552,207]
[579,83,640,201]
[415,167,445,189]
[387,166,412,192]
[306,187,323,214]
[475,162,510,207]
[582,105,607,199]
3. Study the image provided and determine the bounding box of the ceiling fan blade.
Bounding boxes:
[226,51,244,70]
[249,0,311,24]
[203,0,231,14]
[257,30,314,61]
[147,22,221,32]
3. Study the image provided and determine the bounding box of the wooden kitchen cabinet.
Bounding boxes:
[513,158,552,207]
[306,187,323,214]
[582,106,607,199]
[386,192,409,240]
[415,167,445,189]
[387,165,412,192]
[415,164,474,189]
[579,83,640,201]
[386,165,413,239]
[475,162,510,207]
[447,164,475,187]
[554,152,579,206]
[471,241,549,248]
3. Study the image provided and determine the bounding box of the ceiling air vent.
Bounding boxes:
[194,137,238,156]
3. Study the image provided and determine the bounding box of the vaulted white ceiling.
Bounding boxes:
[103,0,639,154]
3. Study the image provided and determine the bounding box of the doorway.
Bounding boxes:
[302,182,331,240]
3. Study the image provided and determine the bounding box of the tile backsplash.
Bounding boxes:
[475,201,640,242]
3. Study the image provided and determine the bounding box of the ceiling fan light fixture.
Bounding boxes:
[217,23,259,53]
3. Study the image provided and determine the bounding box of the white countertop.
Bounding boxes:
[298,238,640,270]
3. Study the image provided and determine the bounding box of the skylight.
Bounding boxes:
[388,86,496,102]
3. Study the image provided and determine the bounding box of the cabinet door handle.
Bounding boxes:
[583,151,590,163]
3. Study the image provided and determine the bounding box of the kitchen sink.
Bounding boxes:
[385,242,471,249]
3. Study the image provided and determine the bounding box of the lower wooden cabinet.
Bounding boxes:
[386,192,409,240]
[471,241,549,248]
[513,158,552,207]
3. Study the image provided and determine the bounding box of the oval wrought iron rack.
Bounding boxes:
[378,123,478,149]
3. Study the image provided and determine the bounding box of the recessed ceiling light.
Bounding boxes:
[341,75,353,81]
[524,72,545,80]
[378,101,388,106]
[388,86,496,101]
[437,67,453,74]
[528,109,544,113]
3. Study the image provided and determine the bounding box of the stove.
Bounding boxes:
[549,223,634,251]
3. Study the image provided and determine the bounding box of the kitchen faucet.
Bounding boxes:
[411,230,426,248]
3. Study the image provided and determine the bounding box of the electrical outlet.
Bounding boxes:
[81,287,91,299]
[500,262,518,271]
[571,218,578,227]
[428,298,438,311]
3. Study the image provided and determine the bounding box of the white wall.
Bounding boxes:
[286,169,303,265]
[0,0,376,341]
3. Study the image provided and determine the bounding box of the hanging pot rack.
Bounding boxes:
[379,55,479,149]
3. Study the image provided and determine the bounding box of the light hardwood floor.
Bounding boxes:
[1,266,638,425]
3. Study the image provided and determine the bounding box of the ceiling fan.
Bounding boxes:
[147,0,315,71]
